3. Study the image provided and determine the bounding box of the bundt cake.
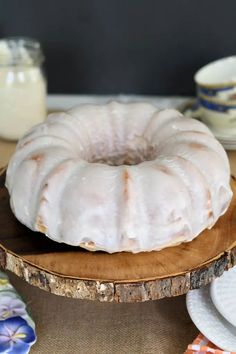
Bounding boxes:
[6,102,232,253]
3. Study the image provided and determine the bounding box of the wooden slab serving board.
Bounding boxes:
[0,170,236,302]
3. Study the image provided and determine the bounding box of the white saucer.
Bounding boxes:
[210,266,236,327]
[180,100,236,150]
[211,130,236,150]
[186,285,236,352]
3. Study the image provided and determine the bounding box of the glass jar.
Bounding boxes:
[0,37,47,140]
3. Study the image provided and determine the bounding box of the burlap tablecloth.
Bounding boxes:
[1,95,236,353]
[8,272,198,354]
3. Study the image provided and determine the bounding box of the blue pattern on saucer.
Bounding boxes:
[197,85,235,97]
[198,96,236,113]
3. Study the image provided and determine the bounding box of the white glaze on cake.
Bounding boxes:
[6,102,233,253]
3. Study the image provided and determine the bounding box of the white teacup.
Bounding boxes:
[194,56,236,134]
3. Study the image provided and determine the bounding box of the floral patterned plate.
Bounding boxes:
[0,271,36,353]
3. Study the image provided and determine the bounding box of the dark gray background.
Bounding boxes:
[1,0,235,95]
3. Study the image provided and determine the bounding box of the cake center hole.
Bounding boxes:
[90,144,157,166]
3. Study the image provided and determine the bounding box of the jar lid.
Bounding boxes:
[0,37,44,66]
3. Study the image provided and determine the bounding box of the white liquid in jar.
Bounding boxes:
[0,40,46,140]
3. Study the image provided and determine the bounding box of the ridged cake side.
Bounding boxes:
[6,102,232,253]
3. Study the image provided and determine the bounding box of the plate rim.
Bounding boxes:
[210,266,236,327]
[186,285,236,352]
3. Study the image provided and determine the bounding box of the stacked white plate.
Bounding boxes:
[186,266,236,352]
[213,132,236,151]
[181,101,236,150]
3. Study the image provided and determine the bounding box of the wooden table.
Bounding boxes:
[0,139,16,167]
